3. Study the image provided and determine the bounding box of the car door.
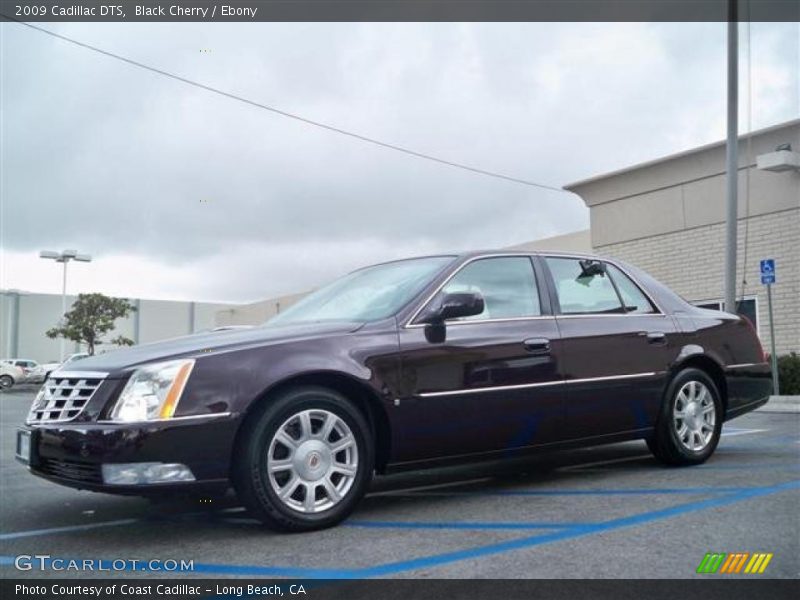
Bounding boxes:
[542,256,677,440]
[393,255,564,464]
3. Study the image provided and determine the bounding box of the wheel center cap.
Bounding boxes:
[294,441,331,481]
[308,452,320,469]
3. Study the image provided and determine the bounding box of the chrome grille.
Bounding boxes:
[27,375,104,424]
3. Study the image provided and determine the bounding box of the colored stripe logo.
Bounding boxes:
[697,552,773,574]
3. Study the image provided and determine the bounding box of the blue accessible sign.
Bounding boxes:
[760,259,776,285]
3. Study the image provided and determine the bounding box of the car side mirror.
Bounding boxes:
[579,259,606,277]
[422,292,485,343]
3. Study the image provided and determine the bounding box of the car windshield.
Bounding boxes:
[266,256,454,326]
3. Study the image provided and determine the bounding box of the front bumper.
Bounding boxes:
[18,414,239,495]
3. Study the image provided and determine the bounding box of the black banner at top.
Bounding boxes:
[1,0,799,22]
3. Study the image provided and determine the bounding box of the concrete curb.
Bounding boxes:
[756,395,800,414]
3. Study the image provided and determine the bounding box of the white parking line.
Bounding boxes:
[720,428,768,437]
[560,454,652,471]
[369,477,493,497]
[0,518,139,541]
[561,428,769,472]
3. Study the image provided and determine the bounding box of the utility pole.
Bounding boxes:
[724,0,739,314]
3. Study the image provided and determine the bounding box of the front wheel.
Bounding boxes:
[233,386,374,532]
[647,368,722,466]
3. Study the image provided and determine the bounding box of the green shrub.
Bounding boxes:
[777,352,800,395]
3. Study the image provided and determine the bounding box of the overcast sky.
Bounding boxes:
[1,22,798,304]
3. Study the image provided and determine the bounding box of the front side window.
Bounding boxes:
[434,257,542,322]
[546,257,623,315]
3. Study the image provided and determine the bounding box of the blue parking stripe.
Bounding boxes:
[696,462,800,470]
[3,479,796,579]
[390,486,749,497]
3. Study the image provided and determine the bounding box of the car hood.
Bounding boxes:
[54,321,365,377]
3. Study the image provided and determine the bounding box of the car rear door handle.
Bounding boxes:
[643,331,667,345]
[523,338,551,355]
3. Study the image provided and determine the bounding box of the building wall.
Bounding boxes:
[507,229,592,254]
[215,291,308,327]
[0,291,232,363]
[598,208,799,356]
[15,293,81,362]
[0,292,22,361]
[137,299,193,344]
[569,121,800,248]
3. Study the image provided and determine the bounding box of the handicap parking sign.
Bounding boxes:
[760,259,776,285]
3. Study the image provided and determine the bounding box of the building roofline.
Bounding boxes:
[563,117,800,191]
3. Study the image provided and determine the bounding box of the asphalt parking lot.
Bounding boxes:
[1,385,798,579]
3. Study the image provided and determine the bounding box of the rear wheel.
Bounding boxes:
[233,386,373,532]
[0,375,13,390]
[647,368,722,466]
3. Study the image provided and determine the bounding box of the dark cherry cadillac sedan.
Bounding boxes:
[17,251,771,531]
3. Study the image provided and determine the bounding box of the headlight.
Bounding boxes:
[109,359,195,422]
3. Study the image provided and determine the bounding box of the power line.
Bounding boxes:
[10,19,569,193]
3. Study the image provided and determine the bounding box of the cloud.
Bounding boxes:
[1,22,797,302]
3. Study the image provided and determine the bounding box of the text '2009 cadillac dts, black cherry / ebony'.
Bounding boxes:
[16,251,772,531]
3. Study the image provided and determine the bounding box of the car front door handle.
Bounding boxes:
[643,331,667,345]
[523,338,551,355]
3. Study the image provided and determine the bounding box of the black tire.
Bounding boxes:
[0,375,14,390]
[647,368,723,466]
[232,386,374,532]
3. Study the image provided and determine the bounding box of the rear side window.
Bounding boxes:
[439,257,541,321]
[546,257,623,315]
[606,264,656,314]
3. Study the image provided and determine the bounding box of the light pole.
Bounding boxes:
[40,249,92,360]
[724,1,738,314]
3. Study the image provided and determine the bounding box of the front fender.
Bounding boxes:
[179,329,401,418]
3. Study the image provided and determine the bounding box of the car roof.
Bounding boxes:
[367,249,604,266]
[457,249,601,259]
[348,249,613,277]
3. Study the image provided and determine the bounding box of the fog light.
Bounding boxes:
[102,462,195,485]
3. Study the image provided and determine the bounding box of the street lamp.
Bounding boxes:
[40,249,92,360]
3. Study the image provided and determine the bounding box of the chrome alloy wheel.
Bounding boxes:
[673,380,716,452]
[266,409,358,514]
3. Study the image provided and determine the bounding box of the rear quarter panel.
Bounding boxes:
[675,311,772,418]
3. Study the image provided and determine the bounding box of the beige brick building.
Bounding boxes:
[565,119,799,356]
